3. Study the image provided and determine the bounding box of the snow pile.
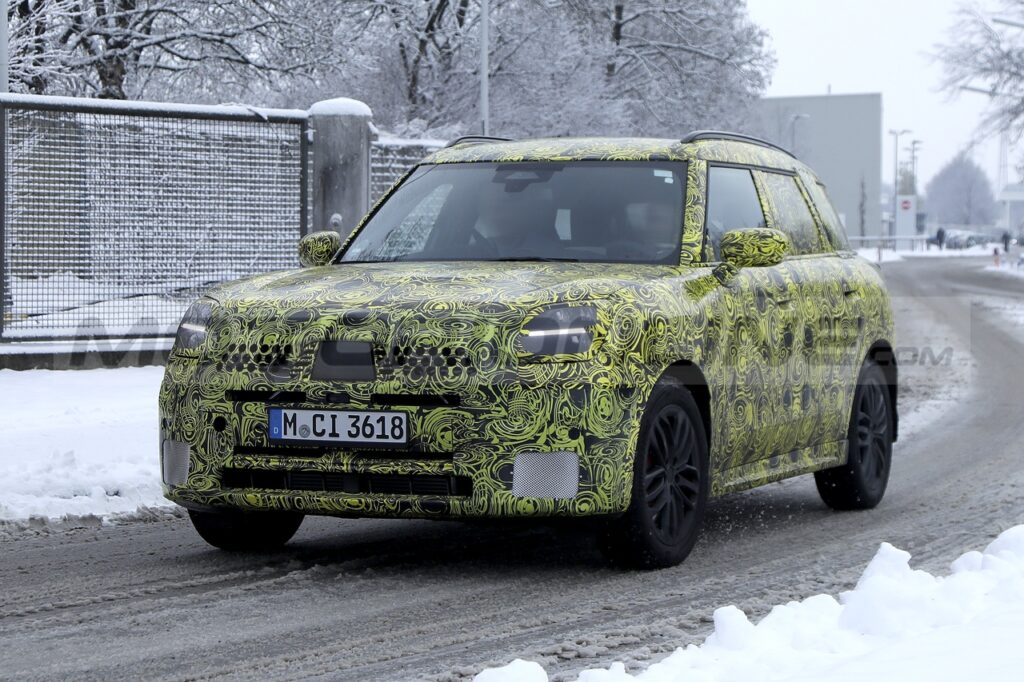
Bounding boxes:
[308,97,373,118]
[0,366,168,521]
[476,526,1024,682]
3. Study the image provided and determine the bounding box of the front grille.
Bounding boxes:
[221,467,472,496]
[217,340,293,373]
[376,344,476,379]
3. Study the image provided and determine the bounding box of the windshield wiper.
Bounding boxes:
[491,256,582,263]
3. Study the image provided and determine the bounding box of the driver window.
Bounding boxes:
[705,166,767,260]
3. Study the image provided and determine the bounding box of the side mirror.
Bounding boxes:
[720,228,790,268]
[298,230,342,268]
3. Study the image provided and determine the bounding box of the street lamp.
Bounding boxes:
[788,113,810,152]
[905,139,922,195]
[479,0,490,135]
[889,128,911,237]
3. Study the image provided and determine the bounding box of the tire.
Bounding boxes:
[599,379,710,569]
[188,509,304,551]
[815,360,893,510]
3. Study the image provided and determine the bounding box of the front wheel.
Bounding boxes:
[815,360,893,510]
[188,509,304,551]
[599,379,710,569]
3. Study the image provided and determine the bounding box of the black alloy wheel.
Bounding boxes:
[815,361,893,510]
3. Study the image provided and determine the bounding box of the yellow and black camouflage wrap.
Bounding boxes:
[160,137,895,518]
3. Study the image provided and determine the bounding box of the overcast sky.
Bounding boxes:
[746,0,1011,192]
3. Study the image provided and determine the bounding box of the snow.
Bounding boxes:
[374,133,447,148]
[475,526,1024,682]
[0,92,307,121]
[0,337,172,356]
[0,366,167,521]
[855,243,1011,265]
[900,243,1004,258]
[986,261,1024,280]
[855,248,903,263]
[307,97,373,118]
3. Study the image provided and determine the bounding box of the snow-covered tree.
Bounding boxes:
[7,0,773,137]
[924,153,997,225]
[939,2,1024,139]
[7,0,339,99]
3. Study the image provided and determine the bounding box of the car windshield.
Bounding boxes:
[340,161,686,265]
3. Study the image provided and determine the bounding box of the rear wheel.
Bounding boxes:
[599,379,709,569]
[815,361,893,510]
[188,509,304,551]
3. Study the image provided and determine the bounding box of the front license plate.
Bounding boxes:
[268,408,409,445]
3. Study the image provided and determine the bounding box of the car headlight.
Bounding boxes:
[519,305,598,358]
[175,299,213,352]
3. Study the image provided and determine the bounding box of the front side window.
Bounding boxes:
[340,162,686,265]
[805,179,851,251]
[759,172,825,255]
[704,166,768,260]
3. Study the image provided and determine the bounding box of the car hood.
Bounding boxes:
[207,260,683,310]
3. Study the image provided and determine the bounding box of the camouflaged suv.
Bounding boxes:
[160,132,897,568]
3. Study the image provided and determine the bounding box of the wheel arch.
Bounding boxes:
[660,360,712,452]
[866,340,898,442]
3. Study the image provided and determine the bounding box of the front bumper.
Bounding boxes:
[159,356,648,519]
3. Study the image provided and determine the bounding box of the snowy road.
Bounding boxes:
[2,257,1023,681]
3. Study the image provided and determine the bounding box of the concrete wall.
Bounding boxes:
[752,93,883,238]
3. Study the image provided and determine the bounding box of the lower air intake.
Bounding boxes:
[511,451,580,499]
[220,468,472,497]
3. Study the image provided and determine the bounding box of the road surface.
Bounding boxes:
[2,257,1023,681]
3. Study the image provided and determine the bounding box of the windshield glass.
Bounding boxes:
[340,161,686,264]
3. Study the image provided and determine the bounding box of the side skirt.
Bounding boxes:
[712,440,848,497]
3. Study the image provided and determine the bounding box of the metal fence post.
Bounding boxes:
[308,98,372,236]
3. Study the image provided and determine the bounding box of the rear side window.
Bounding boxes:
[704,166,767,260]
[759,172,824,255]
[805,180,851,251]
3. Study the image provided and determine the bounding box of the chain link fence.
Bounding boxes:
[1,96,309,341]
[0,95,444,345]
[369,138,443,203]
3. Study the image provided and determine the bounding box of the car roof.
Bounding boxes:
[424,136,810,176]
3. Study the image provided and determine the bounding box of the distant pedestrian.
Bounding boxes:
[937,226,946,250]
[1003,231,1012,254]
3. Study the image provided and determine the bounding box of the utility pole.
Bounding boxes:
[889,129,911,237]
[479,0,490,135]
[905,139,922,194]
[1,0,8,92]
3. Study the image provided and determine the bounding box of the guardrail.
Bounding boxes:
[848,235,932,252]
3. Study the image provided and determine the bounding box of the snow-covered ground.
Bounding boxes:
[855,248,904,263]
[0,366,167,521]
[986,261,1024,281]
[857,243,1004,264]
[475,525,1024,682]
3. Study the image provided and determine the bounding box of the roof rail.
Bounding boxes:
[681,130,795,158]
[443,135,513,149]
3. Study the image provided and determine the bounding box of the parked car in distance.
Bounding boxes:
[161,132,898,568]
